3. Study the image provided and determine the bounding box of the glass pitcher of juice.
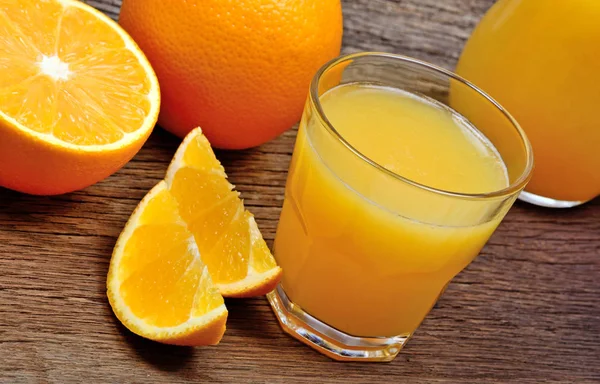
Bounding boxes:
[456,0,600,207]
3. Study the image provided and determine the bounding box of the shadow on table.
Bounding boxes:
[0,186,78,215]
[224,297,279,338]
[107,297,285,372]
[110,312,195,372]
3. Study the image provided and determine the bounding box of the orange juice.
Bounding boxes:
[274,83,509,337]
[456,0,600,203]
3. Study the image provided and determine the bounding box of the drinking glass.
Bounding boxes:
[267,52,533,362]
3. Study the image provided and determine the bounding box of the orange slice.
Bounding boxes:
[107,128,281,345]
[0,0,160,195]
[107,181,227,346]
[165,128,282,298]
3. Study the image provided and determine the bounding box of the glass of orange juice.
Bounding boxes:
[267,52,533,362]
[456,0,600,207]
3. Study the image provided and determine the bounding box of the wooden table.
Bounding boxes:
[1,0,599,382]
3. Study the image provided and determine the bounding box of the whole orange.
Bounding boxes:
[119,0,343,149]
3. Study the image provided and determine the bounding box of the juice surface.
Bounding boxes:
[456,0,600,202]
[321,84,508,194]
[274,84,509,337]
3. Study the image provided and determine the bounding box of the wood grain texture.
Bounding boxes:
[1,0,599,382]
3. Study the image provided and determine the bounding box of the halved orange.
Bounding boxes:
[107,128,281,345]
[0,0,160,195]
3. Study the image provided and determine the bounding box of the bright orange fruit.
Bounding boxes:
[165,129,283,297]
[0,0,160,195]
[119,0,342,149]
[107,181,228,346]
[107,128,281,345]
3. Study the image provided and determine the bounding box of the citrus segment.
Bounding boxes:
[250,219,279,274]
[107,182,227,346]
[0,0,160,194]
[219,213,282,298]
[165,128,283,297]
[206,209,251,284]
[168,167,234,223]
[187,194,242,257]
[179,132,224,174]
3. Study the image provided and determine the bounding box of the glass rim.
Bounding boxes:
[308,51,534,201]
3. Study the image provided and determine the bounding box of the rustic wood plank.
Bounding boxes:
[1,0,599,382]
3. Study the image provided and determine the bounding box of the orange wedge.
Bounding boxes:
[107,181,227,346]
[165,128,282,298]
[107,128,281,345]
[0,0,160,195]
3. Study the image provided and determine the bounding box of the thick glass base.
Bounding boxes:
[267,285,410,362]
[519,191,587,208]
